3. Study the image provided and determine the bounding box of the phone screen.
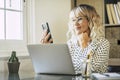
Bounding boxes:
[41,22,53,43]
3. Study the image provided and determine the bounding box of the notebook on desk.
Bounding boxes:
[27,44,80,75]
[91,73,120,80]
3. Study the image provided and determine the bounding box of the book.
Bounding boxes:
[106,4,114,24]
[118,1,120,9]
[114,4,120,24]
[110,4,118,24]
[91,73,120,80]
[117,2,120,22]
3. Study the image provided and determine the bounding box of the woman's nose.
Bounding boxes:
[74,21,80,27]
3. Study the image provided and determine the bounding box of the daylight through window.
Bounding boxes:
[0,0,23,40]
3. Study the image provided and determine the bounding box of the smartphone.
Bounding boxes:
[41,22,53,43]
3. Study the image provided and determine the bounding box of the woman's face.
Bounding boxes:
[72,16,89,35]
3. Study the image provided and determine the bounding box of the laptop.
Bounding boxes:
[27,44,80,75]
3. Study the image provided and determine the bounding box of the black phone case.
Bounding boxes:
[42,22,53,43]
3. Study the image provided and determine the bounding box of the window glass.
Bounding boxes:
[6,0,22,10]
[0,10,4,39]
[6,10,23,40]
[0,0,4,8]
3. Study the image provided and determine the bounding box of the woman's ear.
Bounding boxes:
[86,16,89,21]
[92,16,97,22]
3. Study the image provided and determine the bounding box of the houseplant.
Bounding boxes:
[8,51,20,73]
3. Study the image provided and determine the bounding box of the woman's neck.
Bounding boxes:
[86,28,90,37]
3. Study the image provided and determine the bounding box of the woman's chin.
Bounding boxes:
[76,32,82,35]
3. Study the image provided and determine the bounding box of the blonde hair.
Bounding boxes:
[67,4,105,40]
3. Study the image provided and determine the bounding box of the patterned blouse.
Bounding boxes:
[67,37,110,73]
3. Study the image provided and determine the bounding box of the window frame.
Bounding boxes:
[0,0,34,56]
[0,0,24,40]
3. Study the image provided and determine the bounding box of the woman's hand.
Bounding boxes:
[78,32,91,48]
[40,30,53,44]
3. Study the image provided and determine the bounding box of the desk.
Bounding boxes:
[0,58,91,80]
[0,68,94,80]
[1,57,120,80]
[0,71,92,80]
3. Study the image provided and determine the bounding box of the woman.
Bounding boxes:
[40,4,110,73]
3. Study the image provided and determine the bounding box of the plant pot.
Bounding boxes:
[8,62,20,73]
[8,73,20,80]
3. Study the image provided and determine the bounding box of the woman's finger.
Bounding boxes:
[43,30,48,38]
[44,32,51,42]
[40,30,48,43]
[49,38,53,43]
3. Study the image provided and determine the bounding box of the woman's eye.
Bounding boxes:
[72,19,76,22]
[78,18,82,21]
[72,17,83,22]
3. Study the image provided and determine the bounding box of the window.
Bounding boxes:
[0,0,29,56]
[0,0,23,40]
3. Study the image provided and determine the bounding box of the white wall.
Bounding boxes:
[0,0,71,57]
[34,0,71,43]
